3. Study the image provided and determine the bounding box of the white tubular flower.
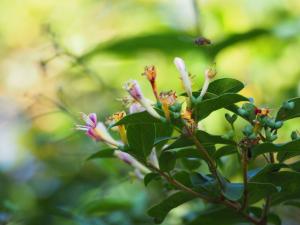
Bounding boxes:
[76,113,122,148]
[199,67,217,98]
[174,57,193,99]
[149,148,159,168]
[124,80,161,119]
[114,150,150,174]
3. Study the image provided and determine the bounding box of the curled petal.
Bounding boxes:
[80,112,97,128]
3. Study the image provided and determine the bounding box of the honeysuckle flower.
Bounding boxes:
[159,90,177,120]
[174,57,193,99]
[76,113,122,147]
[199,67,217,99]
[149,148,159,168]
[107,111,128,144]
[114,150,150,174]
[119,96,146,114]
[142,65,159,101]
[124,80,161,119]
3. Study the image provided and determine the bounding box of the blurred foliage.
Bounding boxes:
[0,0,300,225]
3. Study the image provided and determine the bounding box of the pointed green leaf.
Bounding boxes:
[148,191,195,224]
[112,111,161,127]
[250,139,300,160]
[195,93,249,120]
[213,145,237,159]
[127,123,156,160]
[159,151,177,172]
[276,97,300,121]
[144,172,160,186]
[165,130,235,150]
[87,148,115,160]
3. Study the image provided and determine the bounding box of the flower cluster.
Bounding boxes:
[76,57,216,177]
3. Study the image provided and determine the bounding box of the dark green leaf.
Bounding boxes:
[223,182,243,201]
[154,123,173,150]
[173,171,192,187]
[86,148,115,160]
[288,161,300,171]
[181,158,201,171]
[144,172,160,186]
[190,173,219,196]
[247,182,281,204]
[185,206,247,225]
[127,123,156,160]
[283,200,300,208]
[276,97,300,121]
[195,93,249,120]
[202,78,244,95]
[112,111,161,127]
[148,191,195,224]
[251,171,300,205]
[249,139,300,160]
[213,145,237,159]
[268,213,282,225]
[165,130,235,150]
[159,151,176,172]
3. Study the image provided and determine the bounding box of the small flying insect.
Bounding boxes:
[194,37,212,46]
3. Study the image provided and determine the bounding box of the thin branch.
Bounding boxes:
[147,163,261,225]
[241,149,249,211]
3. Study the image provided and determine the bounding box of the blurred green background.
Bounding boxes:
[0,0,300,224]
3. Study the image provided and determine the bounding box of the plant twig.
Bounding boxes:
[147,163,261,225]
[241,149,249,211]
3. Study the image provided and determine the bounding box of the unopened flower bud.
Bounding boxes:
[142,65,159,101]
[174,57,193,99]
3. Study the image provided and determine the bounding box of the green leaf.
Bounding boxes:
[223,182,243,201]
[84,199,132,215]
[276,97,300,121]
[202,78,244,95]
[159,151,176,172]
[190,173,219,197]
[213,145,237,159]
[147,191,195,224]
[181,158,201,171]
[165,130,235,150]
[86,148,115,160]
[268,213,282,225]
[144,172,160,186]
[251,171,300,205]
[172,171,192,187]
[112,111,161,127]
[283,200,300,208]
[288,161,300,171]
[247,182,281,204]
[195,93,249,120]
[249,139,300,160]
[127,123,156,160]
[154,123,173,150]
[185,206,247,225]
